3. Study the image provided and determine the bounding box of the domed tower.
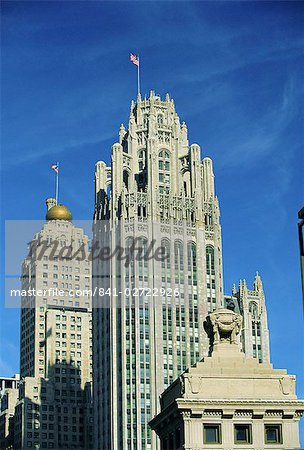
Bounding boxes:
[17,198,93,449]
[45,197,72,221]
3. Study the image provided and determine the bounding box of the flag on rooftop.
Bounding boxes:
[51,163,59,174]
[130,53,139,66]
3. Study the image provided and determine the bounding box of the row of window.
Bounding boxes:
[203,423,282,445]
[42,264,84,273]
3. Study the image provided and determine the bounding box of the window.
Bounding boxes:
[249,302,258,319]
[158,150,170,193]
[234,424,252,444]
[206,245,215,274]
[157,114,163,126]
[138,149,146,171]
[265,424,282,444]
[175,427,181,448]
[168,433,174,448]
[203,424,221,444]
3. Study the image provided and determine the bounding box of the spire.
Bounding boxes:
[181,121,187,132]
[119,124,126,143]
[254,271,263,292]
[238,279,247,295]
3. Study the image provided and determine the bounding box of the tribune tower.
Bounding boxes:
[92,92,269,450]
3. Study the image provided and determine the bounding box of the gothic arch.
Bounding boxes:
[157,113,164,126]
[249,301,259,319]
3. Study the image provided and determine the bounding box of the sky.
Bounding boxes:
[1,0,304,441]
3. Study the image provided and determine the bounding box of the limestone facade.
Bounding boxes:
[93,92,225,450]
[14,202,93,449]
[225,274,270,363]
[93,93,272,450]
[150,308,304,450]
[0,387,19,450]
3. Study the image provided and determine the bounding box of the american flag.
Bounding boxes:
[51,163,59,174]
[130,53,139,66]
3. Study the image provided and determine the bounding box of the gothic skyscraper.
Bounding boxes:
[92,92,270,450]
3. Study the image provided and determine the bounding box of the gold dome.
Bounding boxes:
[46,204,72,221]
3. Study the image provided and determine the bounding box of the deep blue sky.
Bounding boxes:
[1,0,303,440]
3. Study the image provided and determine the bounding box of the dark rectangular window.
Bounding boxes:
[175,427,181,448]
[234,424,252,444]
[168,433,174,448]
[203,424,221,444]
[265,424,282,444]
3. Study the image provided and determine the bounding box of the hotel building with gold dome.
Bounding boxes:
[0,199,93,450]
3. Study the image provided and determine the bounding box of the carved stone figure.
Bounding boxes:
[210,308,242,346]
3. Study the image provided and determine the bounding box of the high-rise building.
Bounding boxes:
[13,200,93,449]
[92,92,271,449]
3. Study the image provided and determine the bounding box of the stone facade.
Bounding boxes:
[93,92,225,450]
[0,373,20,448]
[20,204,91,378]
[0,386,19,450]
[150,308,304,450]
[225,273,270,363]
[0,375,20,397]
[92,93,271,450]
[13,201,93,449]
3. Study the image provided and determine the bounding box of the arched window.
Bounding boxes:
[125,237,134,290]
[206,245,215,275]
[161,239,171,286]
[138,149,146,171]
[249,302,259,319]
[174,240,184,284]
[187,242,197,286]
[137,237,148,285]
[159,150,170,194]
[161,239,171,270]
[183,171,191,197]
[204,214,213,226]
[123,170,129,190]
[157,114,163,126]
[206,245,216,313]
[250,302,262,361]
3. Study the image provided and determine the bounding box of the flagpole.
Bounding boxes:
[137,54,140,96]
[55,161,59,205]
